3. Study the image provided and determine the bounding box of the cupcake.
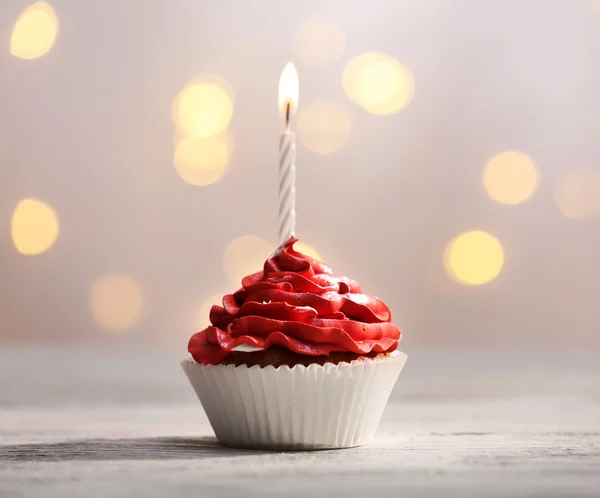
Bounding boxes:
[182,237,406,450]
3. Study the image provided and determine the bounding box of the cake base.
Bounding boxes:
[221,346,391,368]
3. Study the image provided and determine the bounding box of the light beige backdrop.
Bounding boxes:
[1,0,599,350]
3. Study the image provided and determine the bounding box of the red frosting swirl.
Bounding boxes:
[188,238,401,365]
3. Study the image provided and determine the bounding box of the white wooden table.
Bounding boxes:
[1,346,599,497]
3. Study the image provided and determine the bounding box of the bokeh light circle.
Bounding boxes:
[444,231,504,286]
[483,151,539,205]
[11,1,58,60]
[11,198,59,255]
[174,135,229,186]
[342,52,414,115]
[292,17,346,65]
[173,81,233,137]
[197,292,224,329]
[297,100,351,154]
[294,241,323,261]
[223,235,274,286]
[555,168,600,220]
[90,274,143,331]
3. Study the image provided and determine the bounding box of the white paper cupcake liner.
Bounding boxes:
[181,351,407,450]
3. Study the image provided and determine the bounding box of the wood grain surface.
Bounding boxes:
[1,346,599,497]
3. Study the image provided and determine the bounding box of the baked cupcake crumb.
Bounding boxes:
[221,346,391,368]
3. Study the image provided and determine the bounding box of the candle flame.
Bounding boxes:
[278,62,299,119]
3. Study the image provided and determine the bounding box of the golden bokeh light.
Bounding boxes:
[444,231,504,286]
[11,198,59,255]
[10,1,58,60]
[173,79,233,137]
[483,151,539,205]
[173,128,235,153]
[197,292,224,329]
[555,168,600,220]
[294,241,323,261]
[90,274,143,332]
[342,52,414,115]
[292,17,346,65]
[297,100,351,154]
[174,135,229,186]
[419,246,459,298]
[223,235,274,286]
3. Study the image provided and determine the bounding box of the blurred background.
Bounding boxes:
[1,0,600,351]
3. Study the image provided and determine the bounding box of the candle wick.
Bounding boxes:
[285,102,291,129]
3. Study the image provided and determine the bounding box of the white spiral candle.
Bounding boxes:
[278,63,299,246]
[279,128,296,244]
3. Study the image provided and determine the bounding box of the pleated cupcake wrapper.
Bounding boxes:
[181,351,407,450]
